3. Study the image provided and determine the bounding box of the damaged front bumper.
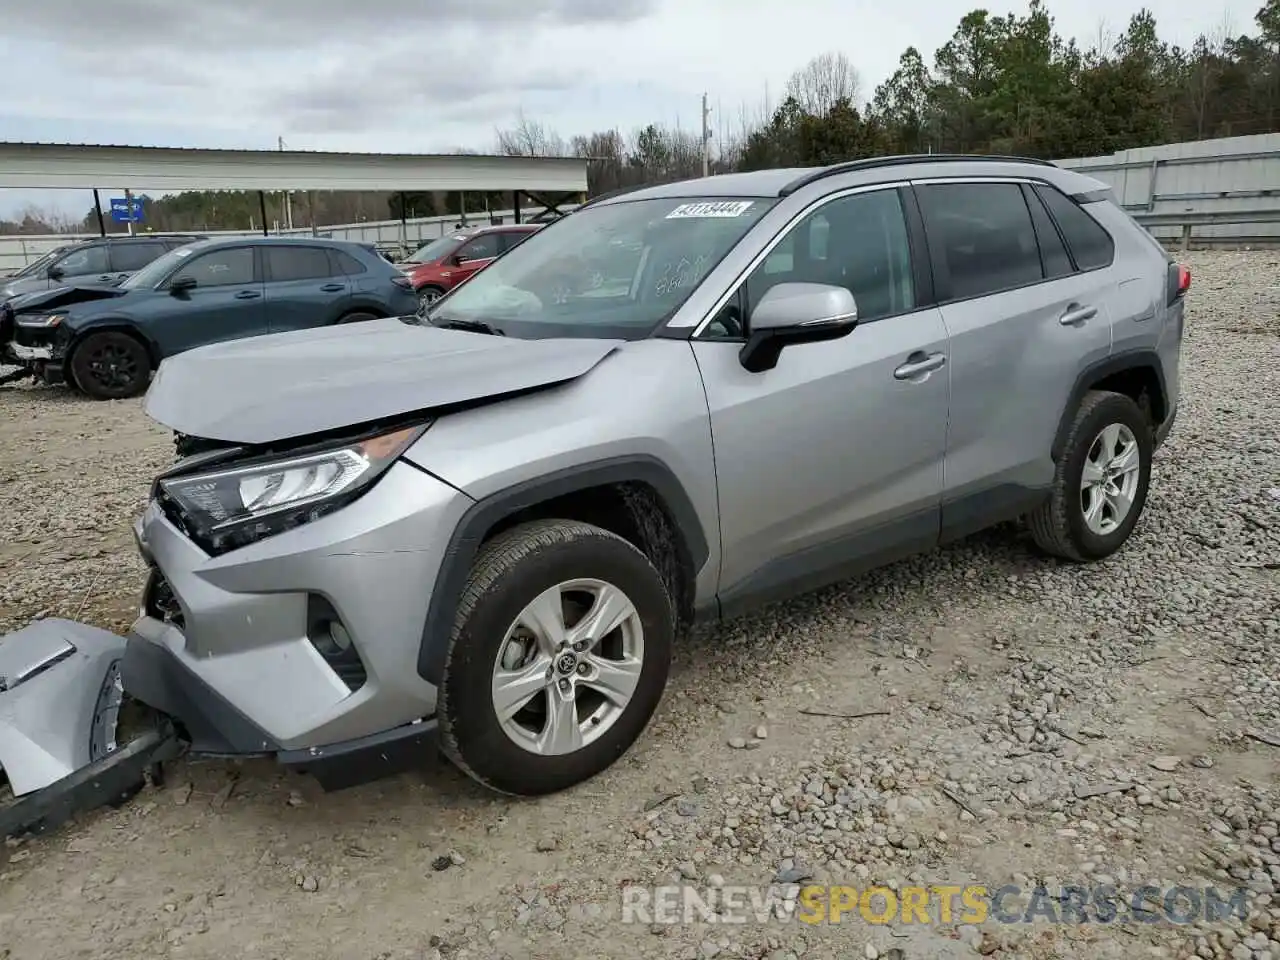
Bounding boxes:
[0,618,184,839]
[2,312,68,384]
[121,626,438,791]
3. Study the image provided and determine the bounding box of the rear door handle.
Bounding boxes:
[234,290,261,300]
[1059,304,1098,326]
[320,283,345,292]
[893,351,946,380]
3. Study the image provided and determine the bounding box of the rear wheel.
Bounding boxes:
[1028,390,1153,561]
[438,519,674,796]
[70,331,152,400]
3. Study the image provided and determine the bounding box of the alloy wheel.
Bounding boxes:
[85,343,139,391]
[491,578,645,756]
[1080,422,1142,535]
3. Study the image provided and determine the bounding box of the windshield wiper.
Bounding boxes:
[429,316,505,336]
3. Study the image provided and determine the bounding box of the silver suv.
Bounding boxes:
[123,155,1188,796]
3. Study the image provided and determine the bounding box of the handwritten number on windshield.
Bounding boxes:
[653,254,709,297]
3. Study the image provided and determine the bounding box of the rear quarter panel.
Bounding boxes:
[1091,201,1181,413]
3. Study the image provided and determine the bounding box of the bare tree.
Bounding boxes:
[495,110,567,157]
[783,51,862,116]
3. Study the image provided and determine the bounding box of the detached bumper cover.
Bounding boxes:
[0,619,126,796]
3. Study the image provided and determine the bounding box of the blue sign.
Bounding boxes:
[109,197,144,223]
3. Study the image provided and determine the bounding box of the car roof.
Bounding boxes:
[588,155,1111,206]
[464,223,541,235]
[175,236,376,252]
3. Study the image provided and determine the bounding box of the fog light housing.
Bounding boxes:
[306,595,367,692]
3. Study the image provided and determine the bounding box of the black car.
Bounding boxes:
[4,237,420,399]
[1,234,206,303]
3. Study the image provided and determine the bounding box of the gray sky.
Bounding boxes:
[0,0,1253,221]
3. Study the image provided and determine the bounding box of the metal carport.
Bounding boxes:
[0,142,588,237]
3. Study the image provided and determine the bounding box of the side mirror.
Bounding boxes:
[169,275,197,293]
[449,253,466,266]
[739,282,858,373]
[46,265,64,280]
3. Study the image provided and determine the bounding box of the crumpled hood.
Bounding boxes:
[4,282,129,314]
[144,318,623,444]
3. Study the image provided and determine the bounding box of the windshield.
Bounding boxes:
[428,197,775,339]
[13,247,67,279]
[405,234,465,264]
[120,244,198,289]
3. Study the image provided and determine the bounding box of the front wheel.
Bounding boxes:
[438,519,674,796]
[1028,389,1153,562]
[70,331,152,400]
[416,286,445,317]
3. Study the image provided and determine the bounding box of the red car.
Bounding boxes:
[398,224,542,313]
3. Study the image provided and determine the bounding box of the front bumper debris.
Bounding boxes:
[9,342,52,361]
[0,619,126,796]
[0,618,185,840]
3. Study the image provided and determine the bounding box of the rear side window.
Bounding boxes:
[1021,186,1073,280]
[330,250,368,275]
[916,182,1043,301]
[267,246,336,282]
[110,241,166,272]
[1033,184,1115,271]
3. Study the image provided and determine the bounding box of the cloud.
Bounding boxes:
[5,0,661,139]
[16,0,658,50]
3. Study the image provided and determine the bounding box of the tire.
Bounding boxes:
[416,286,445,316]
[336,311,379,324]
[1028,389,1153,562]
[438,519,674,796]
[69,331,152,400]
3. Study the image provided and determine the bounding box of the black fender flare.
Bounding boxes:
[1051,349,1168,460]
[416,455,710,685]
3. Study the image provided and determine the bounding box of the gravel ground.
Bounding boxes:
[0,249,1277,960]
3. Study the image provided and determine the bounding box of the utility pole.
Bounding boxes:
[123,187,135,236]
[700,93,712,178]
[279,136,294,231]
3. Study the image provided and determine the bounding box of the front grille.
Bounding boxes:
[12,325,54,349]
[144,568,185,629]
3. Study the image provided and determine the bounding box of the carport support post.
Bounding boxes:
[513,191,522,224]
[92,189,106,237]
[258,191,269,237]
[399,191,408,255]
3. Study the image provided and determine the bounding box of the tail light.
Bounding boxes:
[1166,261,1191,306]
[391,275,413,291]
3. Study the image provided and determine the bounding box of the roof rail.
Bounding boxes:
[778,153,1057,196]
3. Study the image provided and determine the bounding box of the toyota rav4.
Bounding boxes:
[122,155,1188,796]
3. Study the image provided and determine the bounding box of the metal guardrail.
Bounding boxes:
[1129,208,1280,249]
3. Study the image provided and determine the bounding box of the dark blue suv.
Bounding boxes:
[3,237,420,399]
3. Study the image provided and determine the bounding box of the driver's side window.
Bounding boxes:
[702,188,915,339]
[169,247,255,288]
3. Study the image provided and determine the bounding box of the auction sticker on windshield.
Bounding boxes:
[666,201,755,219]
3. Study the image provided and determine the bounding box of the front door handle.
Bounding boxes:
[320,283,345,292]
[893,351,947,380]
[1059,304,1098,326]
[234,290,261,300]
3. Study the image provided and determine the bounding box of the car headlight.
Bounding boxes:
[156,423,427,555]
[15,313,65,328]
